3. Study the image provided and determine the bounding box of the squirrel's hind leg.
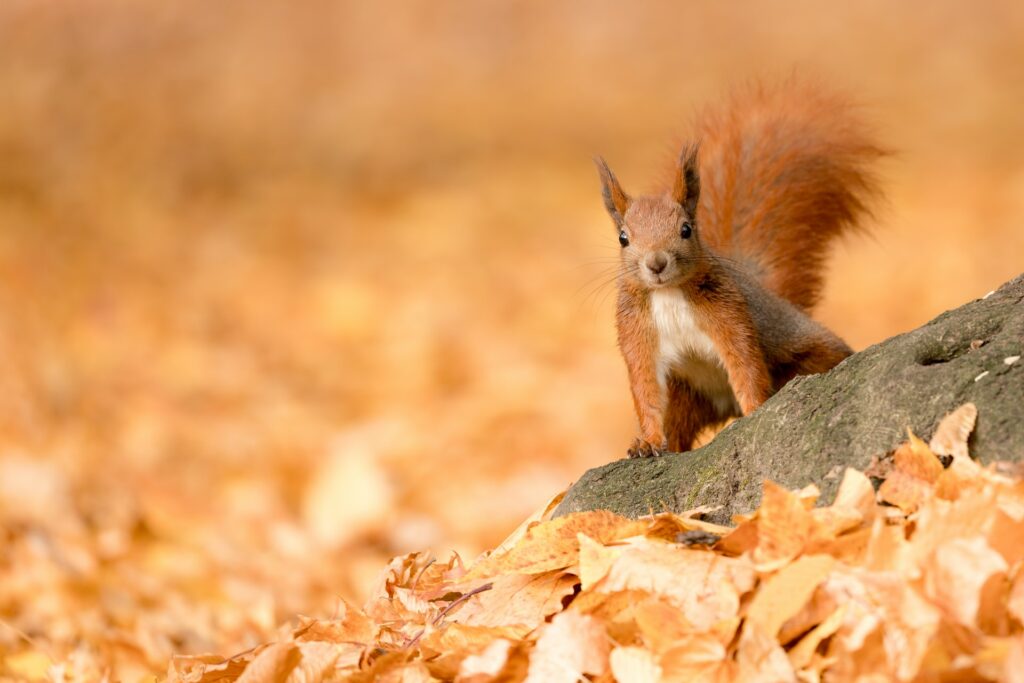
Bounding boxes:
[663,377,722,453]
[773,334,853,389]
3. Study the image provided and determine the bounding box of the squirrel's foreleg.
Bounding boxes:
[617,292,668,457]
[695,288,774,415]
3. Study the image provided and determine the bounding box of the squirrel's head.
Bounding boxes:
[595,144,704,291]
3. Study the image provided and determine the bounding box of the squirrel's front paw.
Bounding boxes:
[627,438,668,459]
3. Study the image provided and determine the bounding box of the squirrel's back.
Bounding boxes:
[694,79,885,311]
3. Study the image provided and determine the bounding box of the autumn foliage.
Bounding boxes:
[166,405,1024,682]
[2,3,1023,682]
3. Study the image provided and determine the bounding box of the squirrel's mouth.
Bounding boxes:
[641,264,682,288]
[642,273,678,289]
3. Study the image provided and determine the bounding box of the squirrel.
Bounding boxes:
[595,80,885,458]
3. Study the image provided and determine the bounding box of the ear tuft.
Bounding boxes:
[594,156,630,224]
[672,142,701,218]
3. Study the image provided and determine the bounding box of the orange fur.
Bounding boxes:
[662,376,720,453]
[685,267,773,414]
[597,79,883,457]
[615,282,667,456]
[695,79,885,310]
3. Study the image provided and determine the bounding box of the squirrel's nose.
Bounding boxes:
[644,252,669,275]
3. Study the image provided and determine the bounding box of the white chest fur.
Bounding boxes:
[649,289,739,415]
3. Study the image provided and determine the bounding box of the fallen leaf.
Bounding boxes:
[830,467,876,522]
[454,571,578,629]
[168,654,253,683]
[236,643,301,683]
[1005,637,1024,683]
[633,596,696,653]
[2,651,53,680]
[643,511,734,541]
[659,634,732,683]
[289,642,343,683]
[421,623,529,655]
[577,532,624,590]
[787,605,847,670]
[487,490,567,560]
[302,440,394,549]
[464,511,645,580]
[457,639,513,681]
[524,611,609,683]
[745,554,836,639]
[923,536,1008,628]
[878,432,944,512]
[295,601,374,644]
[1009,572,1024,625]
[735,622,795,682]
[929,402,977,461]
[610,646,662,683]
[751,481,815,572]
[596,538,755,630]
[862,517,913,573]
[822,569,940,679]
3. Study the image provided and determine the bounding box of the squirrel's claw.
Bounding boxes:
[627,438,668,459]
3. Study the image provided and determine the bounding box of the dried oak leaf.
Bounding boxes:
[934,455,987,501]
[291,642,347,683]
[922,536,1008,628]
[594,537,755,631]
[658,634,733,683]
[577,532,624,590]
[456,638,513,682]
[633,596,697,654]
[294,601,374,645]
[862,517,913,573]
[990,492,1024,567]
[755,481,819,567]
[745,553,836,639]
[486,490,567,559]
[1009,570,1024,625]
[453,571,578,630]
[609,646,662,683]
[568,587,650,623]
[419,623,529,657]
[734,622,795,683]
[721,481,828,572]
[463,510,646,580]
[167,653,252,683]
[878,432,944,513]
[236,642,301,683]
[910,484,1001,568]
[787,605,847,671]
[642,511,733,543]
[863,453,894,481]
[929,402,977,462]
[524,611,609,683]
[1006,637,1024,683]
[344,652,437,683]
[820,569,941,680]
[830,467,877,523]
[365,551,462,623]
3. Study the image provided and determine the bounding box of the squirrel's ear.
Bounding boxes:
[594,157,630,224]
[672,142,701,218]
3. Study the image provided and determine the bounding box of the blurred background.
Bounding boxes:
[1,0,1022,678]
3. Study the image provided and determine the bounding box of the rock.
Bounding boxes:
[555,273,1024,524]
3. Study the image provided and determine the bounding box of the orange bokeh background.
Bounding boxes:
[1,1,1022,677]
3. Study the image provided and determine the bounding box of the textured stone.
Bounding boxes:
[555,274,1024,523]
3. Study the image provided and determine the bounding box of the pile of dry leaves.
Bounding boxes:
[167,404,1024,682]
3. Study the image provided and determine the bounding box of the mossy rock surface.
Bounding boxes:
[555,273,1024,523]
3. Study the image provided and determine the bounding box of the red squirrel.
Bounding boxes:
[595,81,885,458]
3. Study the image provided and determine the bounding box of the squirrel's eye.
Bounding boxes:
[618,230,629,247]
[680,222,693,239]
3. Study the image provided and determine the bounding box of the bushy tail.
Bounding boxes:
[695,79,885,311]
